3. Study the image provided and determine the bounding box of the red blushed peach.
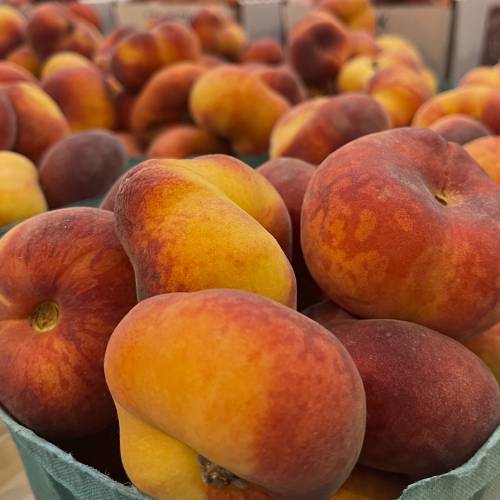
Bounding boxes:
[94,26,136,73]
[0,92,16,150]
[5,82,69,163]
[147,125,230,159]
[42,65,116,131]
[330,319,500,477]
[349,30,379,57]
[0,5,25,59]
[240,38,284,65]
[303,299,355,328]
[301,127,500,340]
[464,136,500,185]
[6,44,41,77]
[465,323,500,385]
[38,130,127,208]
[131,62,205,142]
[151,21,200,65]
[0,61,35,85]
[288,12,350,93]
[68,3,101,31]
[376,34,422,63]
[429,114,492,145]
[0,207,137,439]
[270,94,391,165]
[250,64,307,105]
[412,86,500,133]
[460,65,500,90]
[318,0,376,34]
[104,289,367,499]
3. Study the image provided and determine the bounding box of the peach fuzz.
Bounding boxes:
[0,151,47,226]
[104,289,366,499]
[0,92,16,150]
[464,136,500,185]
[42,65,116,131]
[41,51,93,79]
[460,65,500,90]
[429,114,492,145]
[131,62,205,141]
[465,323,500,385]
[0,5,25,58]
[240,38,284,65]
[412,86,500,133]
[317,0,376,33]
[367,65,431,126]
[190,66,290,155]
[147,125,230,159]
[113,156,295,304]
[0,208,137,439]
[270,94,390,165]
[250,64,306,105]
[5,82,69,163]
[301,127,500,340]
[6,44,41,77]
[288,11,350,93]
[0,61,35,85]
[331,319,500,477]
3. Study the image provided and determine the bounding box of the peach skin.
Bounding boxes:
[104,289,366,500]
[5,82,69,163]
[42,65,116,131]
[240,38,284,65]
[429,114,492,145]
[465,322,500,385]
[190,66,290,155]
[131,62,205,141]
[412,86,500,133]
[114,156,295,303]
[301,127,500,340]
[0,151,47,226]
[288,12,350,93]
[113,131,143,158]
[303,299,355,329]
[0,207,137,439]
[0,5,25,58]
[147,125,230,159]
[0,92,16,150]
[317,0,376,33]
[464,136,500,185]
[460,65,500,90]
[5,44,41,77]
[68,2,101,31]
[0,61,35,85]
[336,55,375,93]
[348,30,379,58]
[270,94,391,165]
[41,50,92,79]
[375,34,422,63]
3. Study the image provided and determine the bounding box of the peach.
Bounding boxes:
[190,66,290,155]
[41,50,92,79]
[26,3,98,60]
[67,3,101,31]
[5,44,40,77]
[464,136,500,185]
[0,92,16,150]
[270,94,391,165]
[429,114,492,145]
[465,323,500,385]
[367,65,431,127]
[0,61,35,85]
[240,38,284,65]
[303,299,355,328]
[0,5,25,59]
[113,131,143,158]
[38,130,127,208]
[94,26,136,73]
[331,319,500,477]
[349,30,379,57]
[0,207,137,438]
[250,64,307,105]
[42,65,116,131]
[104,289,366,499]
[99,171,127,212]
[215,20,247,61]
[301,127,500,340]
[333,465,408,500]
[288,11,350,93]
[5,82,69,163]
[114,156,295,303]
[115,89,136,131]
[460,65,500,90]
[131,62,205,141]
[376,34,422,63]
[412,86,500,134]
[197,53,224,69]
[318,0,376,33]
[147,125,230,159]
[256,157,322,308]
[0,151,47,226]
[336,55,375,93]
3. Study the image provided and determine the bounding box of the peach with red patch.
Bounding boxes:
[349,30,378,57]
[240,38,284,65]
[147,125,230,159]
[114,89,136,131]
[250,64,306,105]
[68,3,101,31]
[288,12,350,93]
[301,127,500,340]
[429,114,492,145]
[460,65,500,90]
[0,207,137,439]
[94,26,136,73]
[41,51,92,79]
[270,94,391,165]
[465,323,500,385]
[0,61,35,85]
[104,289,366,499]
[331,319,500,477]
[464,136,500,185]
[114,156,295,304]
[0,5,25,59]
[0,92,16,150]
[6,45,41,77]
[318,0,376,33]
